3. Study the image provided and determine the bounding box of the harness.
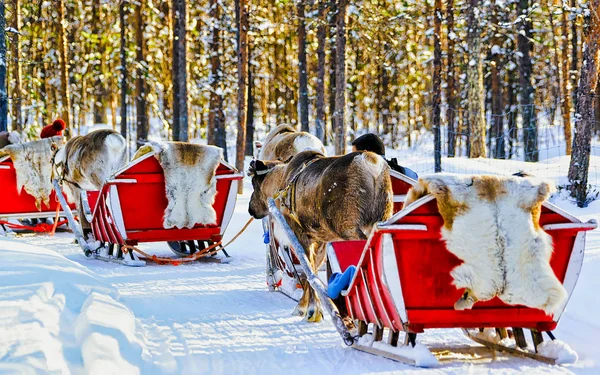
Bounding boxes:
[51,141,84,190]
[272,158,318,228]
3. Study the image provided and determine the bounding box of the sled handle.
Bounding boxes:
[106,178,137,184]
[542,221,598,231]
[268,198,358,346]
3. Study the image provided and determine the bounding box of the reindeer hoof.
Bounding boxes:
[305,307,324,323]
[454,291,477,311]
[292,304,307,317]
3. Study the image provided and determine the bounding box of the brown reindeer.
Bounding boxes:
[248,150,394,322]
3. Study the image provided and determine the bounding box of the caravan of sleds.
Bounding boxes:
[0,125,597,368]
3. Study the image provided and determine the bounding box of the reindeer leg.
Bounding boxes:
[306,243,326,322]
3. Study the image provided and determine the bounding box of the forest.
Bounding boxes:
[0,0,598,204]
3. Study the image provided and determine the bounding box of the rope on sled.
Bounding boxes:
[121,217,255,265]
[0,206,67,234]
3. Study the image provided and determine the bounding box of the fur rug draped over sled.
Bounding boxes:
[0,136,63,210]
[404,173,567,316]
[135,141,222,229]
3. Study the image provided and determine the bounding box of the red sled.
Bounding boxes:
[0,155,75,233]
[77,151,243,266]
[327,193,597,366]
[264,169,417,298]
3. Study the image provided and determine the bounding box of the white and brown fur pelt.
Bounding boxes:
[0,136,63,209]
[404,173,567,316]
[54,129,128,213]
[135,141,222,229]
[259,124,326,162]
[248,150,394,322]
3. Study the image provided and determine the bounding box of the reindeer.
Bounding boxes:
[248,150,394,322]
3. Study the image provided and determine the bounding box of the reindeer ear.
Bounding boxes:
[248,159,270,177]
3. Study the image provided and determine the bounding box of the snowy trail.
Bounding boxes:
[8,176,600,374]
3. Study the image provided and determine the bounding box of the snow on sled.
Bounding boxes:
[63,148,243,266]
[0,153,75,234]
[264,169,416,300]
[326,176,597,367]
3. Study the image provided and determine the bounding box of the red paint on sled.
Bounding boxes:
[329,193,597,334]
[0,156,75,218]
[87,153,243,245]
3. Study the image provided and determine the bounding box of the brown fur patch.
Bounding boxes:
[433,184,469,230]
[519,182,550,230]
[474,175,507,202]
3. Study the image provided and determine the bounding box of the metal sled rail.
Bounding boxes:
[267,198,357,346]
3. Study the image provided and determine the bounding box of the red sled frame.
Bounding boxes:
[72,151,243,266]
[0,155,75,232]
[327,193,597,366]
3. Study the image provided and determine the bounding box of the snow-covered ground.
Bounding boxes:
[1,155,600,374]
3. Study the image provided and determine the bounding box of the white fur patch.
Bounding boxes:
[354,152,387,179]
[1,137,62,210]
[147,142,222,230]
[293,135,327,156]
[417,173,567,316]
[7,131,22,145]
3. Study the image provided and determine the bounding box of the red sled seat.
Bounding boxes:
[0,155,75,220]
[86,152,243,247]
[328,194,597,334]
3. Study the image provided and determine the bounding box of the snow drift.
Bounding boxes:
[0,238,150,374]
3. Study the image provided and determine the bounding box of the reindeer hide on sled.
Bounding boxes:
[135,142,222,229]
[404,173,568,316]
[0,136,63,210]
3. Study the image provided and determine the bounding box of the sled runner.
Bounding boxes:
[325,193,597,366]
[55,150,243,266]
[0,155,73,233]
[264,170,417,300]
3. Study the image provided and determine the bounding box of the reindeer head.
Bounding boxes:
[248,159,283,219]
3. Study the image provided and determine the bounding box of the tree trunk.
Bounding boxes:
[172,0,188,141]
[327,0,337,146]
[334,0,347,155]
[517,0,537,162]
[568,0,600,207]
[245,42,254,156]
[58,0,71,130]
[432,0,442,171]
[235,0,248,193]
[208,0,223,151]
[297,0,309,133]
[446,0,456,157]
[135,0,148,148]
[10,0,21,131]
[466,0,486,158]
[0,1,6,132]
[570,0,579,109]
[561,1,573,154]
[92,0,107,124]
[315,0,326,142]
[490,0,505,159]
[119,0,127,139]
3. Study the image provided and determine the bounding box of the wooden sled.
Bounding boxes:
[326,193,597,366]
[56,150,243,266]
[264,170,417,300]
[0,155,75,234]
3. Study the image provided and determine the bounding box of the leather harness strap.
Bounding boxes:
[273,157,318,228]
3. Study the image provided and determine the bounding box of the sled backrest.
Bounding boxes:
[389,170,416,213]
[0,156,67,217]
[338,193,596,332]
[103,153,241,232]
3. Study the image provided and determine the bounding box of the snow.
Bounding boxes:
[1,155,600,373]
[538,340,579,365]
